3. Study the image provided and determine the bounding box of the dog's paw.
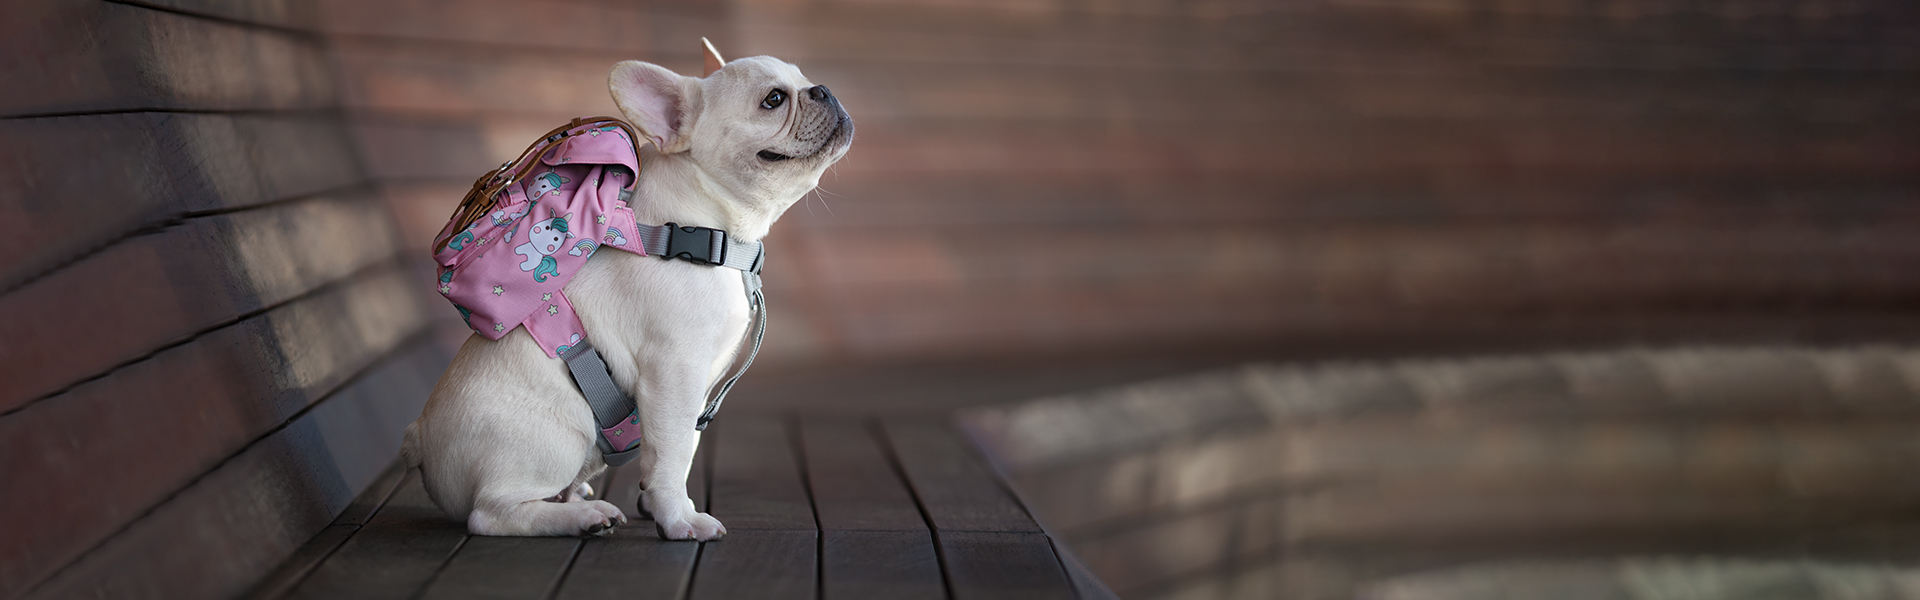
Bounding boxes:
[568,482,595,502]
[575,500,627,536]
[654,511,726,541]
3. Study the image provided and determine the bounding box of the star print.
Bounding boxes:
[493,323,506,332]
[439,284,451,294]
[492,285,504,295]
[596,215,607,224]
[542,292,553,301]
[547,304,559,315]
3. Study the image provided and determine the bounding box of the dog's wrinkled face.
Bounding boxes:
[609,55,853,211]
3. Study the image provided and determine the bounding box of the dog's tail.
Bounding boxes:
[400,421,424,470]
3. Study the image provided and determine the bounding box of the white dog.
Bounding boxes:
[402,46,853,540]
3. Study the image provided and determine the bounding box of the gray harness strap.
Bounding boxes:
[561,341,645,466]
[561,223,766,466]
[638,222,765,272]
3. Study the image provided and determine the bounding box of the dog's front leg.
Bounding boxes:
[636,361,727,541]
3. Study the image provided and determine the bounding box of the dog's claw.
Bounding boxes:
[585,520,613,536]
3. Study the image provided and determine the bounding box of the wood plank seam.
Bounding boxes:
[251,462,408,600]
[536,541,588,600]
[103,0,325,40]
[16,330,436,600]
[408,534,473,600]
[782,416,830,600]
[871,419,962,600]
[681,542,708,600]
[0,180,377,298]
[0,251,407,418]
[326,31,658,61]
[0,106,356,121]
[249,526,357,600]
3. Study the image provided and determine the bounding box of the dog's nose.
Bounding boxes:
[808,85,832,101]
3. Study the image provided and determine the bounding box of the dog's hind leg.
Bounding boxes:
[464,439,623,536]
[469,491,626,536]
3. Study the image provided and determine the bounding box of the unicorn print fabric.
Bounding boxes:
[432,123,643,358]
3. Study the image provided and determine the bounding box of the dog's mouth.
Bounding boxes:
[757,115,852,164]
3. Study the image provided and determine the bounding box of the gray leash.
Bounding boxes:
[560,223,766,466]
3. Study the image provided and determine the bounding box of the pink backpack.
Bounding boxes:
[430,117,765,465]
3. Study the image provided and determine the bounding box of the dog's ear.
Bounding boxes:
[608,60,702,153]
[701,37,725,77]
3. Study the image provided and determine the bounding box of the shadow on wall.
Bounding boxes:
[317,0,1920,369]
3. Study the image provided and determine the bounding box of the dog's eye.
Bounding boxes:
[761,89,786,110]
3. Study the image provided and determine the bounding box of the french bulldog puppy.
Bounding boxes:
[402,44,853,540]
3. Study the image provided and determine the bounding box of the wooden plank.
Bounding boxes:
[822,530,944,600]
[20,417,355,600]
[330,37,622,117]
[349,117,501,182]
[136,0,318,29]
[0,111,366,292]
[938,531,1075,600]
[687,529,816,600]
[316,0,655,53]
[550,527,699,599]
[882,420,1039,533]
[800,418,927,531]
[1053,541,1121,600]
[707,418,817,531]
[309,342,447,496]
[0,0,336,116]
[286,471,468,600]
[417,537,580,600]
[771,216,1920,361]
[244,525,359,600]
[245,460,411,599]
[334,461,410,526]
[0,192,403,409]
[0,265,426,599]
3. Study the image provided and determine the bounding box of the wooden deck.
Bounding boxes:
[247,416,1111,600]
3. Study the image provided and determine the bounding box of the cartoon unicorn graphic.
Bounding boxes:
[515,209,573,283]
[555,333,583,356]
[526,172,569,201]
[489,203,531,242]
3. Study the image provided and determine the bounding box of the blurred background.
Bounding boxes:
[4,0,1920,598]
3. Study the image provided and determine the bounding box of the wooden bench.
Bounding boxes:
[249,416,1114,600]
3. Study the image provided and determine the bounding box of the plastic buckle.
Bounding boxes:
[663,222,723,265]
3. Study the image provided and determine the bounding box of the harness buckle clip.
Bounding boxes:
[663,222,725,265]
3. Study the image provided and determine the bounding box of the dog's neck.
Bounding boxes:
[631,146,796,242]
